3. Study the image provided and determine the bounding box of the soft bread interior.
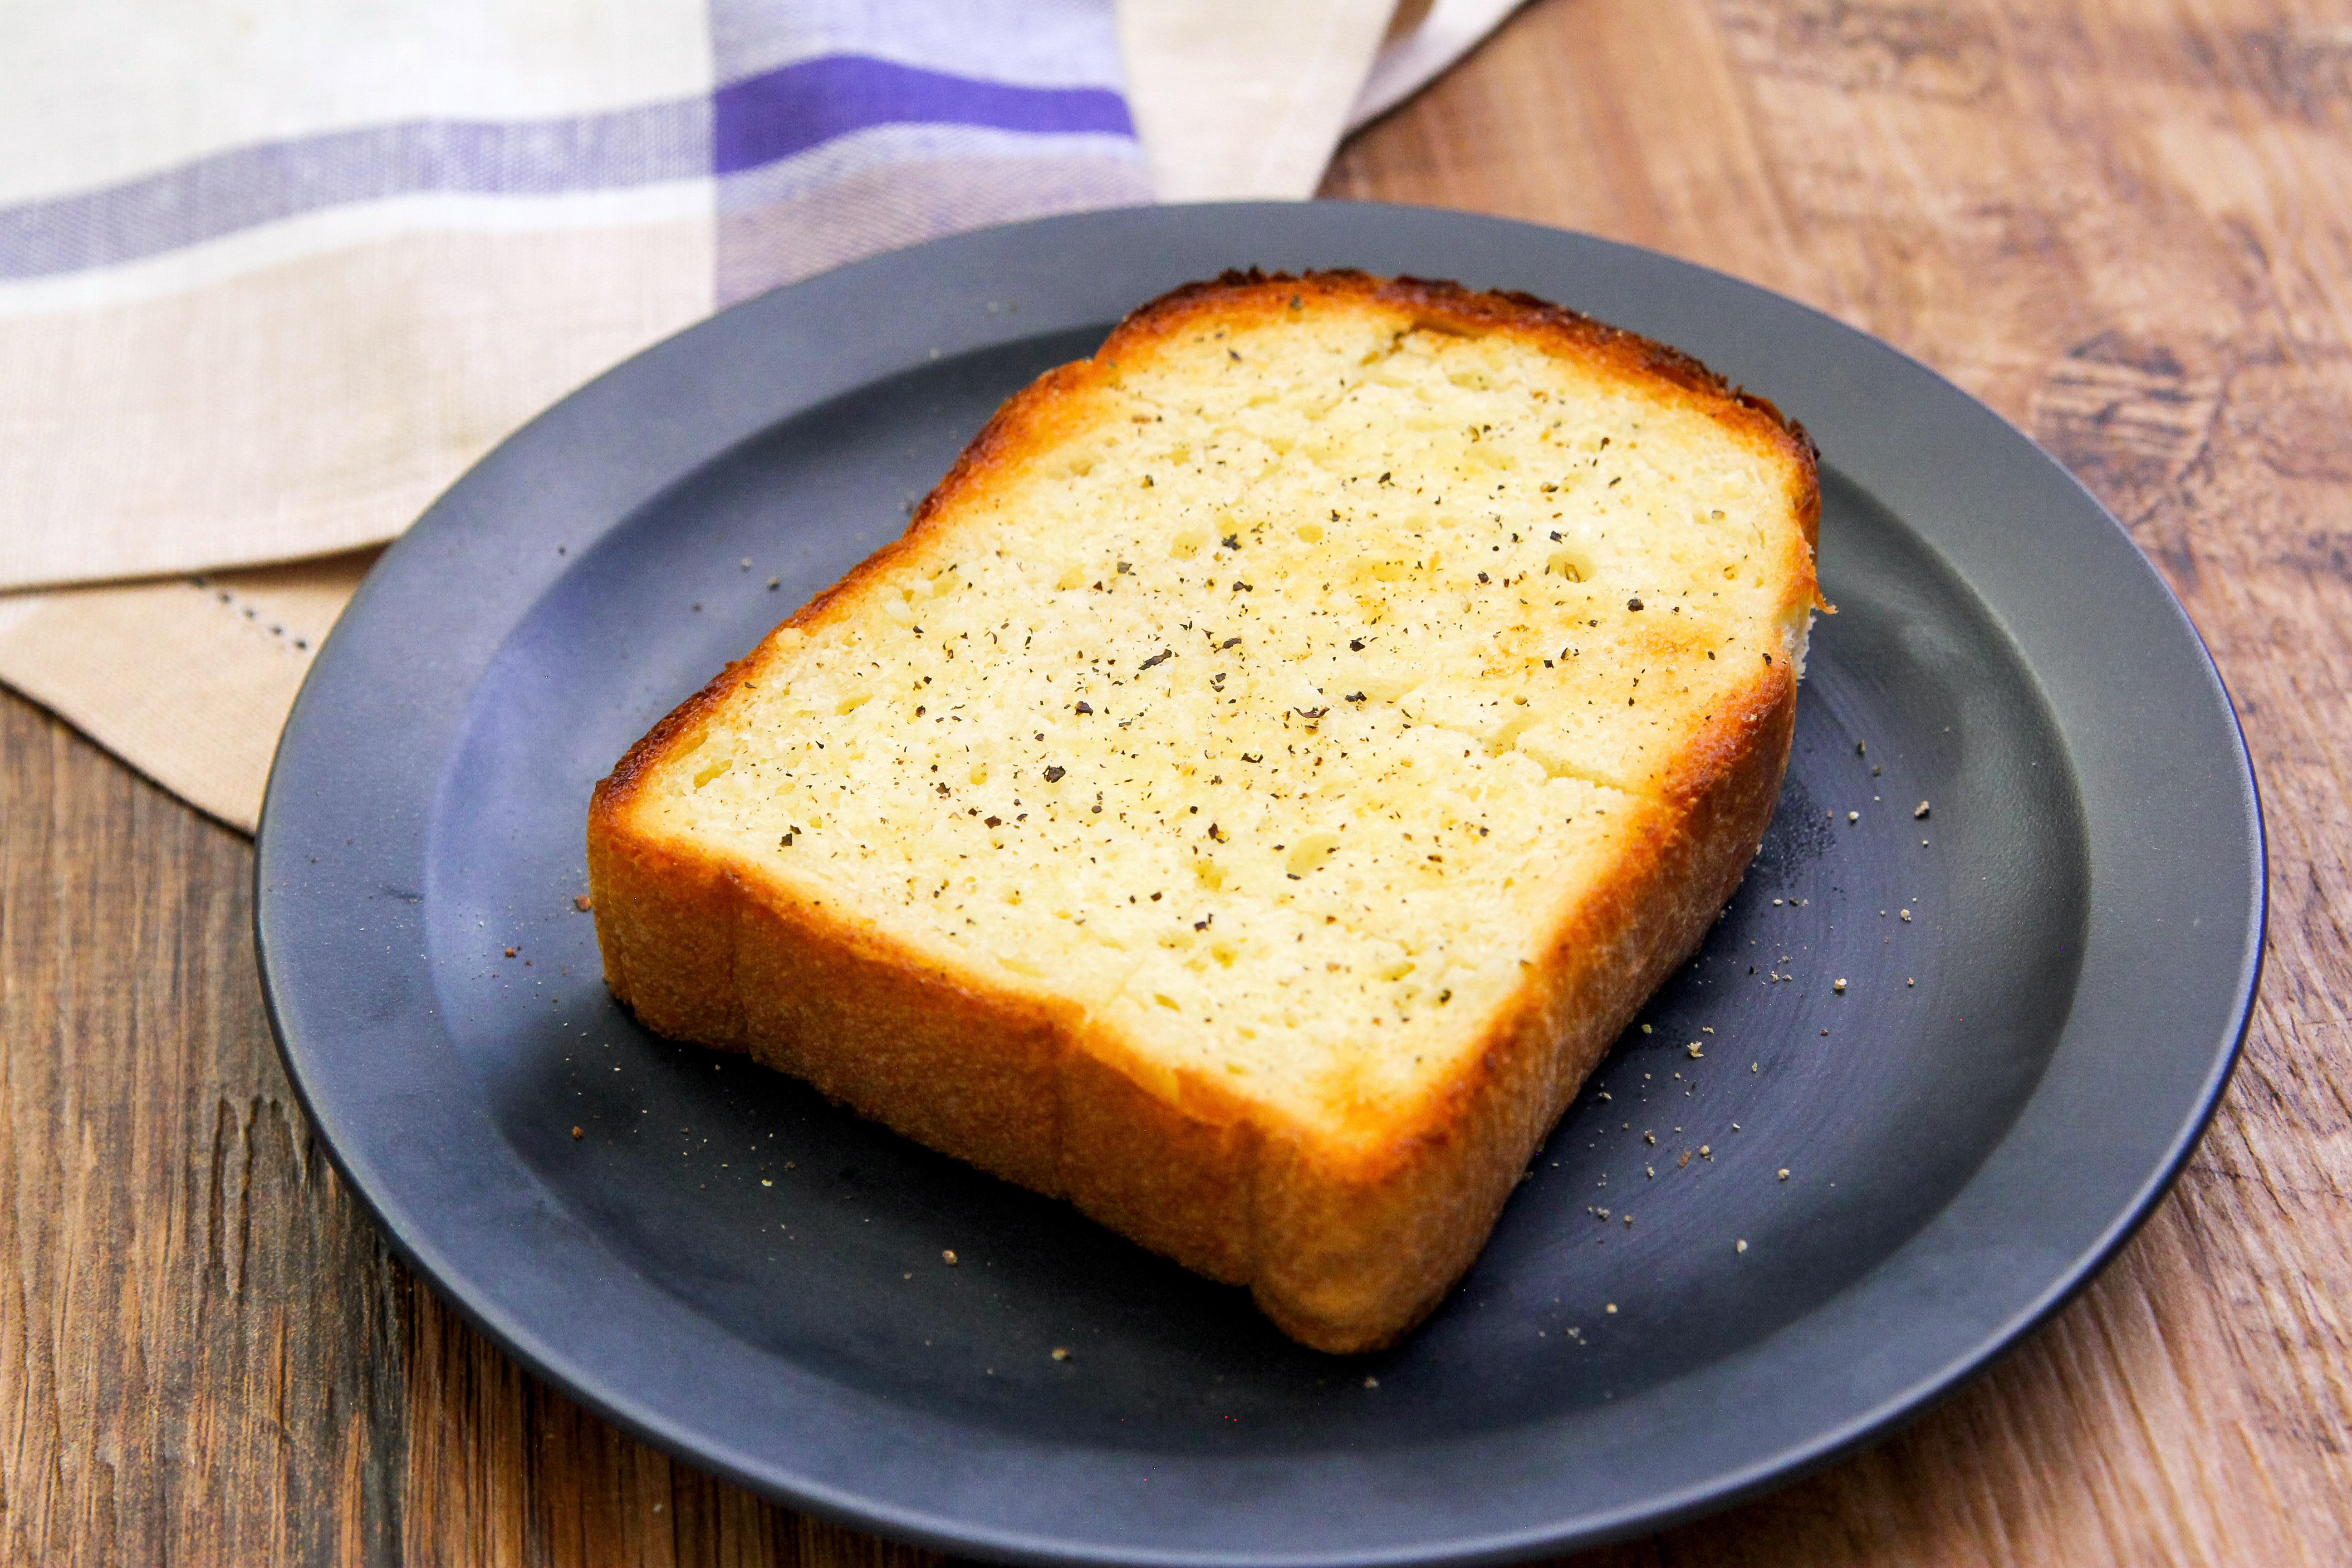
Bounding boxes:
[614,282,1815,1149]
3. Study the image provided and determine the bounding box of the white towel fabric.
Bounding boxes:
[0,0,1523,829]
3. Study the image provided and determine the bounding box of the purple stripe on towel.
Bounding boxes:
[714,55,1132,175]
[0,58,1132,281]
[0,103,709,279]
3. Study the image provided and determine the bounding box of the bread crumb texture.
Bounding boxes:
[591,271,1818,1350]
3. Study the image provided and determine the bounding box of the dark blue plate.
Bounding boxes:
[256,203,2262,1564]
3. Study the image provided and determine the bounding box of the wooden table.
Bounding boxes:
[6,0,2349,1561]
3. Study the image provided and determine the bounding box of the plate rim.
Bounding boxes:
[255,199,2265,1565]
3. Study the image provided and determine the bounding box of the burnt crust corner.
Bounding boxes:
[591,653,759,823]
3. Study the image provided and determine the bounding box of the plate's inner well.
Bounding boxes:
[426,327,2085,1457]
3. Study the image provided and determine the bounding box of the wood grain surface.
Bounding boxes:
[5,0,2350,1561]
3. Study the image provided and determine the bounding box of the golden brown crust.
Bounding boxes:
[588,271,1817,1353]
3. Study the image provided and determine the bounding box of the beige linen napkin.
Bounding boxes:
[0,0,1522,833]
[1121,0,1524,200]
[0,552,376,828]
[1121,0,1403,201]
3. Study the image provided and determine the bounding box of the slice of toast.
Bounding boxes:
[588,270,1821,1352]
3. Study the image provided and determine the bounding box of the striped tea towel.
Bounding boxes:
[0,0,1524,830]
[0,0,1153,594]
